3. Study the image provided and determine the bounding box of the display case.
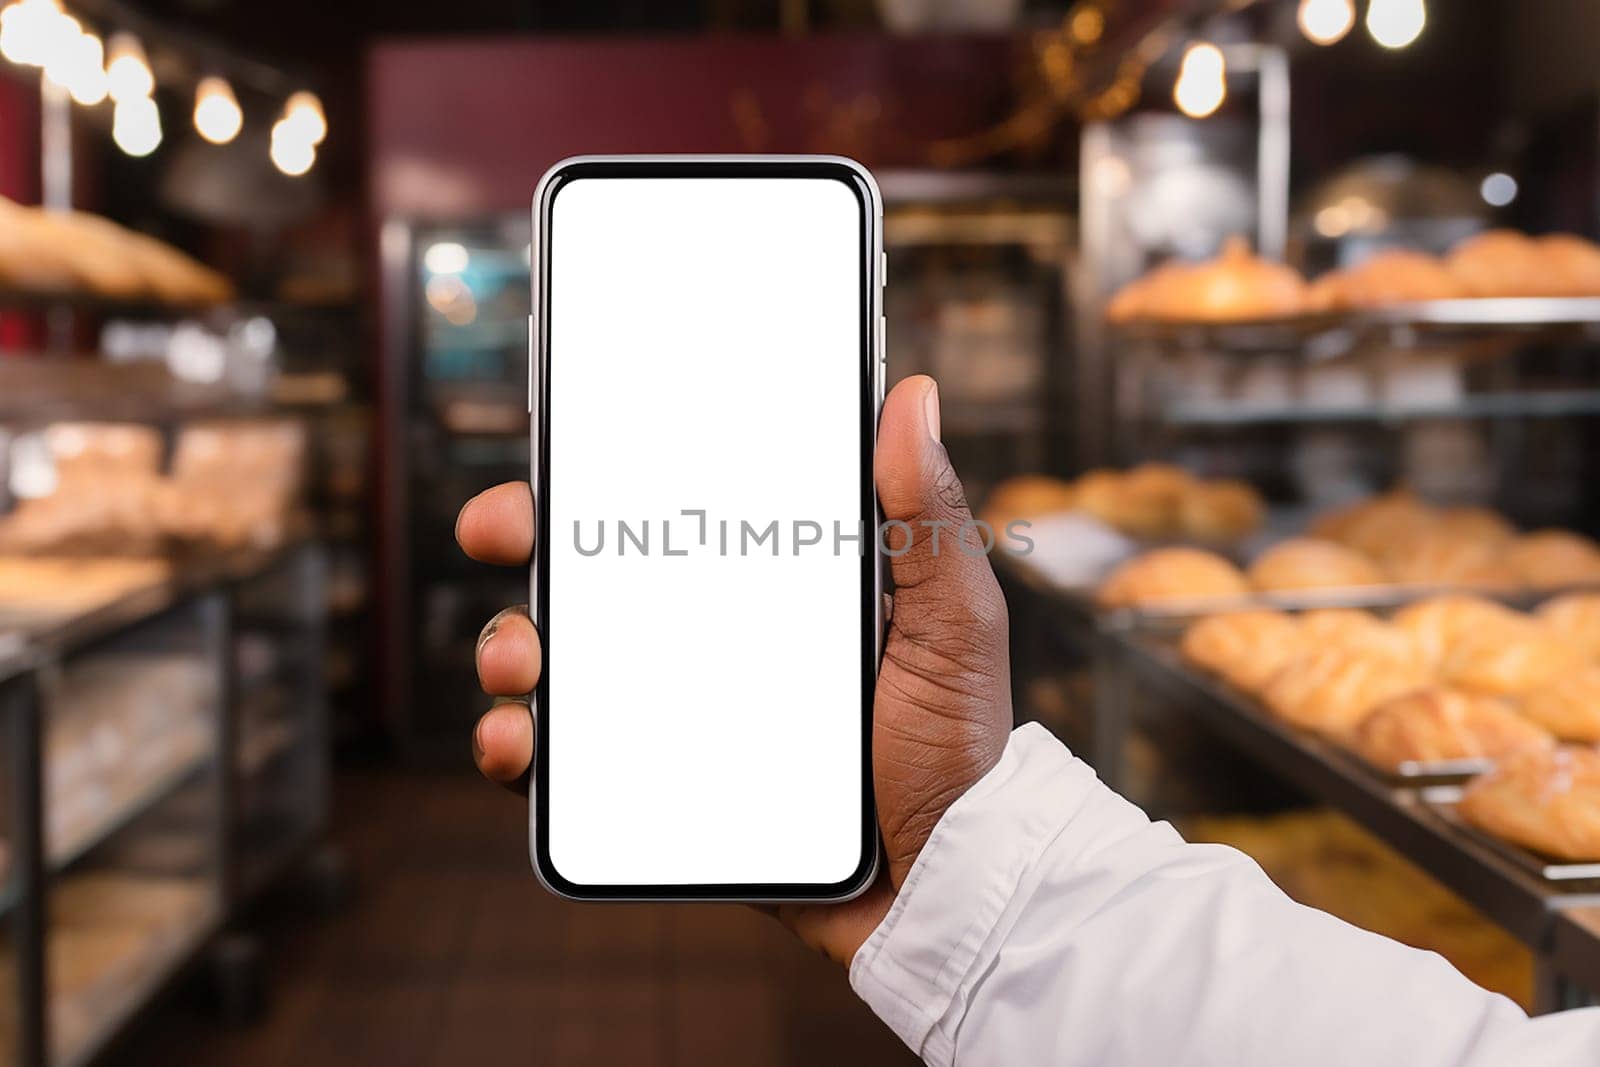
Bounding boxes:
[879,171,1077,499]
[380,216,531,745]
[31,596,224,1067]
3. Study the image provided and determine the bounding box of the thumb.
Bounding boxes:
[871,375,1012,887]
[875,375,1009,646]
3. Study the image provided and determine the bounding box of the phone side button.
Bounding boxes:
[527,313,535,414]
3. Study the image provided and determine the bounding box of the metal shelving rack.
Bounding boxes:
[0,541,329,1067]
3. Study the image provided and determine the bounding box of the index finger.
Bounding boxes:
[456,482,535,565]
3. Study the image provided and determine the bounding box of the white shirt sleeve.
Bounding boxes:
[850,723,1600,1067]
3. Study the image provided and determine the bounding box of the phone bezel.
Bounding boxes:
[529,155,884,902]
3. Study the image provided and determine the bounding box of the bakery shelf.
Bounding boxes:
[46,731,211,874]
[1162,389,1600,426]
[50,887,221,1067]
[1551,907,1600,1011]
[0,540,331,1066]
[1110,297,1600,360]
[1110,630,1600,948]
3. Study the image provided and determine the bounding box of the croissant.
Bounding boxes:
[1517,665,1600,743]
[1180,610,1305,694]
[1350,687,1551,771]
[1176,479,1264,542]
[1307,249,1463,310]
[1447,230,1550,297]
[1536,593,1600,661]
[1391,595,1527,668]
[1261,643,1431,737]
[1458,745,1600,861]
[1247,538,1385,592]
[1537,234,1600,297]
[1438,619,1583,697]
[1096,547,1250,609]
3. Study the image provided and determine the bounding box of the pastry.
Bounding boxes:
[1507,530,1600,588]
[1447,229,1550,297]
[1107,262,1186,324]
[1309,490,1436,560]
[1096,547,1250,609]
[981,474,1077,530]
[119,228,235,304]
[1261,643,1431,737]
[27,210,149,299]
[1433,506,1517,546]
[1458,745,1600,861]
[1536,593,1600,660]
[1439,618,1583,697]
[1172,236,1308,321]
[1307,249,1463,310]
[1301,608,1420,663]
[1537,233,1600,297]
[1073,468,1181,537]
[1180,610,1305,693]
[1379,530,1520,590]
[1176,479,1264,542]
[1106,237,1307,322]
[1517,665,1600,742]
[0,196,80,290]
[1392,595,1527,667]
[1350,687,1552,771]
[1246,538,1385,592]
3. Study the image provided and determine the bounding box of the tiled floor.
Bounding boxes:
[120,769,915,1066]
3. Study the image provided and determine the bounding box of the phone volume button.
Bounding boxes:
[527,313,535,414]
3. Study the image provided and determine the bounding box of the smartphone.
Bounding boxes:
[529,156,884,901]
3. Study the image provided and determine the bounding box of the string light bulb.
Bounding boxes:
[1297,0,1354,45]
[193,75,242,144]
[105,32,152,102]
[280,90,325,145]
[1173,42,1226,119]
[0,0,63,68]
[1366,0,1425,49]
[112,93,161,156]
[50,28,106,106]
[270,118,315,176]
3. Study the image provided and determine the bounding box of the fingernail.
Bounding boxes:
[476,616,501,659]
[472,716,486,759]
[923,380,941,443]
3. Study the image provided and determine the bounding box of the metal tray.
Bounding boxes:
[1420,785,1600,884]
[1109,297,1600,360]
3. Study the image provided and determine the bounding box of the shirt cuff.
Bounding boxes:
[848,722,1099,1066]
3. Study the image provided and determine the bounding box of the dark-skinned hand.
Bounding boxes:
[457,375,1013,965]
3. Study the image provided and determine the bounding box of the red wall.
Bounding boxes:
[366,33,1022,220]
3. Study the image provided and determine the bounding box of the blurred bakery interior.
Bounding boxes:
[0,0,1599,1063]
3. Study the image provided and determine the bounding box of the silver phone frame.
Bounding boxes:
[528,154,886,903]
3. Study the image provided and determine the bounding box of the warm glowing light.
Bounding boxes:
[423,241,469,275]
[1297,0,1354,45]
[1069,5,1103,45]
[193,75,242,144]
[105,32,153,101]
[0,0,63,68]
[425,274,477,325]
[281,90,325,145]
[270,119,315,175]
[1173,42,1226,119]
[47,27,107,105]
[1481,172,1518,207]
[1366,0,1425,49]
[112,94,161,156]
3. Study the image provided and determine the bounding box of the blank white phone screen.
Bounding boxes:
[544,176,867,887]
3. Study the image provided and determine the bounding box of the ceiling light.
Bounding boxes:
[194,75,242,144]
